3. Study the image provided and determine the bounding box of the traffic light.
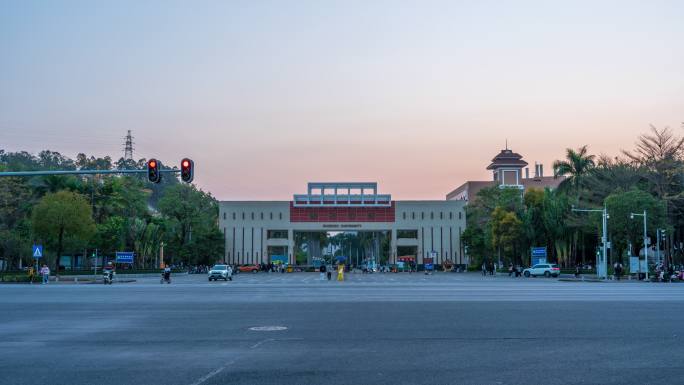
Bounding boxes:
[147,158,161,183]
[180,158,194,183]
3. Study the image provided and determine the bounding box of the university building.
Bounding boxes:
[218,182,467,266]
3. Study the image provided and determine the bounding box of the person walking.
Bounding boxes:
[482,262,487,276]
[39,264,50,284]
[319,264,327,281]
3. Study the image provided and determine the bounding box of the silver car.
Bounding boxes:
[208,264,233,281]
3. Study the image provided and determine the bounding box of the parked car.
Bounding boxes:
[237,264,260,273]
[523,264,560,278]
[208,264,233,281]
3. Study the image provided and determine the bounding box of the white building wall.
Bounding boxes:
[218,200,466,266]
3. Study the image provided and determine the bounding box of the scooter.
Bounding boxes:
[103,271,114,285]
[160,271,171,284]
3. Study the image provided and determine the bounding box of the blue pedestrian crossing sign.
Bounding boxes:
[32,244,43,259]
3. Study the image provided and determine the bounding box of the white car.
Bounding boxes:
[523,264,560,278]
[208,264,233,281]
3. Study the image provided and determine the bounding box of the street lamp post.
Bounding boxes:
[630,210,648,280]
[572,206,609,279]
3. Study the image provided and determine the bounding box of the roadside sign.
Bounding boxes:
[424,257,434,271]
[32,244,43,259]
[115,251,134,264]
[531,247,547,266]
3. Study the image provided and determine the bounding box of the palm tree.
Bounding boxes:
[553,146,596,266]
[553,145,596,203]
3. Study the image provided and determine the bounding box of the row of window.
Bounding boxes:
[222,211,464,222]
[401,211,463,221]
[223,212,284,221]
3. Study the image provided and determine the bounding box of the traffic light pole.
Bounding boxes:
[630,210,648,280]
[572,206,609,279]
[0,169,179,177]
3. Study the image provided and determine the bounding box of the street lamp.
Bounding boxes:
[630,210,648,280]
[572,205,609,279]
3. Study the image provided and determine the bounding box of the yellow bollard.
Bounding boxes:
[337,264,344,281]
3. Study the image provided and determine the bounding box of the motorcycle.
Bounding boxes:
[103,271,115,285]
[160,271,171,284]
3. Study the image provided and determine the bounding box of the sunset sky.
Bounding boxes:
[2,0,683,200]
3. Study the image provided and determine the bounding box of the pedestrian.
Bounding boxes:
[508,264,514,277]
[39,264,50,284]
[482,262,487,276]
[319,263,327,281]
[574,264,581,278]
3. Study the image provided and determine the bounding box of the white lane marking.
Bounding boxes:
[250,338,274,349]
[249,326,287,331]
[189,359,236,385]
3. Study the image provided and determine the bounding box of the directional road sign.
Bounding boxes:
[115,252,134,264]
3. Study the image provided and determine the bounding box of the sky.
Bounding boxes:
[1,0,683,200]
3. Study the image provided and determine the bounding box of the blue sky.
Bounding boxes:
[1,0,683,199]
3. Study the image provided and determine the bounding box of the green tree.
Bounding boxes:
[490,207,523,264]
[158,184,223,266]
[553,145,596,202]
[32,191,95,273]
[605,189,666,263]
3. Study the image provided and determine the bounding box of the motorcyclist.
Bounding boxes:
[103,262,116,283]
[162,265,171,283]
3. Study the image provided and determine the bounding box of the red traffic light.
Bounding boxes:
[180,158,194,183]
[147,158,161,183]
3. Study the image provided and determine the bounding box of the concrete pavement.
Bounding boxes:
[1,273,683,385]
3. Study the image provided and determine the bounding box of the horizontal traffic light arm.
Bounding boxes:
[0,169,181,177]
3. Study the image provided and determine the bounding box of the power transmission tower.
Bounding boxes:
[123,130,134,161]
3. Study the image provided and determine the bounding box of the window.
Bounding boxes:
[223,212,226,220]
[279,213,282,220]
[232,213,236,220]
[267,230,288,239]
[449,212,453,220]
[459,212,462,220]
[251,212,254,220]
[439,212,443,220]
[421,212,424,220]
[397,230,418,239]
[430,212,434,220]
[403,212,406,220]
[242,212,245,220]
[260,213,264,220]
[412,212,415,220]
[270,212,273,220]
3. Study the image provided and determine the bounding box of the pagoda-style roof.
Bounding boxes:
[486,149,528,170]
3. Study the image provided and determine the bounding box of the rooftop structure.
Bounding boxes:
[293,182,391,207]
[447,147,564,202]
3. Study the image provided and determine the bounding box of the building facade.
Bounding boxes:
[446,148,565,202]
[219,182,467,266]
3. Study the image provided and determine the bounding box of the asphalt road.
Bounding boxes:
[1,273,683,385]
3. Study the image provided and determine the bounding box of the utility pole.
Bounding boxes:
[630,210,648,280]
[159,242,165,269]
[573,206,609,279]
